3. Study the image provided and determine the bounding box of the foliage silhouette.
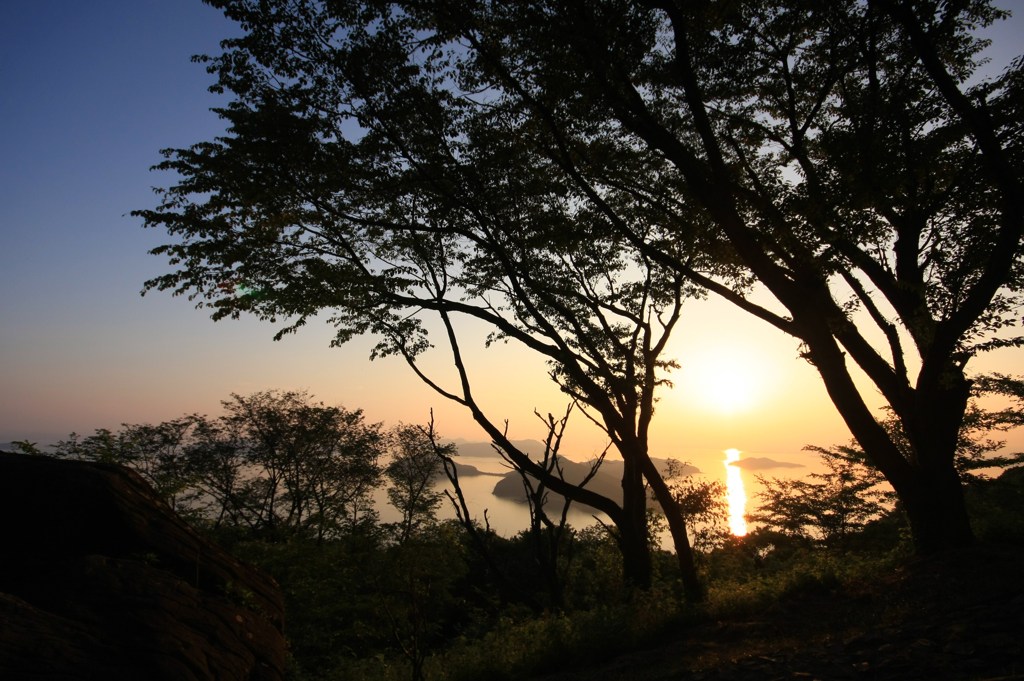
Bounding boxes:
[751,446,892,546]
[54,390,385,542]
[20,393,1024,680]
[385,421,448,543]
[139,0,1024,559]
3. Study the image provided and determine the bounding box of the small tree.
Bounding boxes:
[756,377,1024,546]
[47,391,384,541]
[179,415,248,530]
[752,446,891,546]
[8,440,45,456]
[939,374,1024,481]
[217,390,385,540]
[386,422,448,543]
[662,460,729,558]
[52,416,204,512]
[500,406,605,608]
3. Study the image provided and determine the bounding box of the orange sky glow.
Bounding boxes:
[2,1,1023,486]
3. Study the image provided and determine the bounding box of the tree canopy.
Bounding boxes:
[139,0,1023,561]
[55,390,386,540]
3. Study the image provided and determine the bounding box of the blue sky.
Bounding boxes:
[2,1,1023,463]
[0,0,566,446]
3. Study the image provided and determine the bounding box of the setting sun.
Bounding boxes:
[679,346,769,415]
[724,448,749,537]
[704,365,757,413]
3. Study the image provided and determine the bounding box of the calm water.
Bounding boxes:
[375,450,819,541]
[374,455,610,535]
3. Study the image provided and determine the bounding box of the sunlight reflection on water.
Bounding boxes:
[375,450,798,541]
[724,448,749,536]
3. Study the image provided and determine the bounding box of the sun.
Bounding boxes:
[704,365,758,413]
[679,348,764,415]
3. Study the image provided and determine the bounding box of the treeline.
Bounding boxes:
[12,388,1024,680]
[38,391,393,542]
[15,390,688,679]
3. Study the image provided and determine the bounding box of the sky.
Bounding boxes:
[2,1,1024,471]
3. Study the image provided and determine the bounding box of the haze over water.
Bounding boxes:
[374,447,808,540]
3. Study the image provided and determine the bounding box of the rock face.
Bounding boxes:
[0,452,286,680]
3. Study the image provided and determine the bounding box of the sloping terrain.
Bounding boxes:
[0,453,286,680]
[533,544,1024,681]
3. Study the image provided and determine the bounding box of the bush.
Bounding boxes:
[965,467,1024,544]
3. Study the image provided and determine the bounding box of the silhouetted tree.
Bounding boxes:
[662,459,729,558]
[756,374,1024,545]
[138,0,1023,566]
[752,446,892,546]
[217,390,384,540]
[929,374,1024,481]
[500,406,605,608]
[137,0,711,593]
[431,420,545,608]
[8,440,45,456]
[53,416,204,512]
[178,415,248,529]
[51,391,384,541]
[432,0,1020,554]
[386,422,447,543]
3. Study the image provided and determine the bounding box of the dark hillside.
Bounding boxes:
[529,544,1024,681]
[0,452,286,680]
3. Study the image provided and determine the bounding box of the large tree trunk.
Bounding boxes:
[802,327,977,553]
[898,463,975,553]
[619,455,652,590]
[899,370,976,553]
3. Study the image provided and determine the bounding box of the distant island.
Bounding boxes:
[729,456,804,470]
[484,453,701,510]
[447,460,504,478]
[446,439,703,511]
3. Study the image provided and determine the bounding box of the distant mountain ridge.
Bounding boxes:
[451,439,702,511]
[453,439,548,459]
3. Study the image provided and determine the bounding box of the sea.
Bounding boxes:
[374,448,819,541]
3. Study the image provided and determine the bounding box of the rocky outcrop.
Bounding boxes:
[0,452,286,680]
